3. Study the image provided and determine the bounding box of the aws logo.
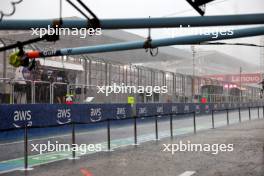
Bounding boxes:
[138,107,147,115]
[13,110,32,128]
[57,109,71,124]
[116,107,126,119]
[90,108,102,122]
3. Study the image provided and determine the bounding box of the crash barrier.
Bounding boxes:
[0,102,264,170]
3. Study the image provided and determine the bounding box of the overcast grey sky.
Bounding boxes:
[1,0,264,65]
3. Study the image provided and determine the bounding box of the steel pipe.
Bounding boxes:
[1,13,264,30]
[25,26,264,58]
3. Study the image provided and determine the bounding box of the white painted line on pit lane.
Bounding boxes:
[178,171,196,176]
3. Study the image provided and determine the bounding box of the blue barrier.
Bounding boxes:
[0,103,132,131]
[0,102,263,131]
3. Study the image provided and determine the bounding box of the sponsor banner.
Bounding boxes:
[109,104,132,120]
[74,104,132,123]
[136,103,156,117]
[73,104,106,123]
[154,103,179,115]
[195,103,212,114]
[136,103,195,116]
[0,102,263,130]
[205,73,261,84]
[0,104,77,130]
[170,103,179,114]
[175,103,194,114]
[0,104,132,130]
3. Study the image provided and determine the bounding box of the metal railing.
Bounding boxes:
[0,78,262,104]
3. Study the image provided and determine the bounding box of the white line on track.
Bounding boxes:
[178,171,196,176]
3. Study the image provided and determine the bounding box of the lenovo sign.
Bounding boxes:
[205,73,262,84]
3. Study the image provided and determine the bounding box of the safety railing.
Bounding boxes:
[0,78,262,104]
[11,79,33,104]
[191,94,255,104]
[0,78,11,104]
[51,82,68,104]
[33,81,51,104]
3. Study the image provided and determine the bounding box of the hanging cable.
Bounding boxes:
[58,0,63,26]
[143,17,158,57]
[163,0,228,17]
[50,0,63,41]
[76,0,100,28]
[66,0,90,20]
[186,0,215,16]
[66,0,100,28]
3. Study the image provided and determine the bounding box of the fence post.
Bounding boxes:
[170,114,173,138]
[155,115,159,140]
[51,83,54,104]
[134,116,138,145]
[258,106,260,119]
[248,107,251,120]
[211,109,215,129]
[263,106,264,118]
[72,123,76,158]
[193,111,196,134]
[24,125,28,170]
[238,107,241,123]
[22,125,33,171]
[11,82,14,104]
[69,123,79,160]
[107,119,111,151]
[32,82,35,104]
[49,84,52,104]
[226,109,229,125]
